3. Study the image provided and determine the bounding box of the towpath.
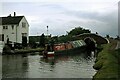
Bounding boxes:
[108,39,120,50]
[115,41,120,49]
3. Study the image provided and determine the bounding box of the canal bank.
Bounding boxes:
[2,47,44,55]
[14,48,44,54]
[93,40,120,80]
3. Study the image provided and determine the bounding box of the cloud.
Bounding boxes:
[0,0,119,37]
[59,3,118,37]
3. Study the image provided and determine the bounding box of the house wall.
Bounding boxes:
[18,17,29,43]
[2,25,17,43]
[0,26,2,41]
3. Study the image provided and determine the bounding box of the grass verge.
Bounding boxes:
[93,42,120,80]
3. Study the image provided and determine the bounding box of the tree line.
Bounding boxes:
[29,27,91,48]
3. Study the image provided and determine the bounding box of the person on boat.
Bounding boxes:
[43,45,48,58]
[43,44,52,58]
[49,39,54,52]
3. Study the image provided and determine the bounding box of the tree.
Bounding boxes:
[52,36,58,43]
[29,36,40,48]
[56,27,91,43]
[40,33,45,47]
[116,35,120,40]
[106,34,110,38]
[68,27,91,36]
[96,32,98,34]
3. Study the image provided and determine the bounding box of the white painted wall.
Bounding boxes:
[2,25,17,43]
[0,26,2,41]
[18,16,29,43]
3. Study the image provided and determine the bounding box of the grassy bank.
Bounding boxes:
[93,41,120,80]
[14,48,44,54]
[2,48,44,55]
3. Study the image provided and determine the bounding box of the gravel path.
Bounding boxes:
[115,41,120,49]
[108,39,120,50]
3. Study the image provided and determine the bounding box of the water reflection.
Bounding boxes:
[2,54,29,78]
[2,52,96,78]
[0,55,2,79]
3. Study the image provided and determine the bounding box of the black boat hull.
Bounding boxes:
[54,46,86,56]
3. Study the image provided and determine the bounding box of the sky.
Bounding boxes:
[0,0,119,37]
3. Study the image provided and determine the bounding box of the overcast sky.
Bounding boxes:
[0,0,119,37]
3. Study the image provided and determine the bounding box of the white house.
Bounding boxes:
[0,12,29,45]
[0,27,2,41]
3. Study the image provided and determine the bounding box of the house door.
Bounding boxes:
[22,36,27,47]
[0,34,2,41]
[2,34,4,41]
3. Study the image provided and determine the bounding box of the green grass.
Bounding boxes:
[14,48,44,54]
[93,42,120,79]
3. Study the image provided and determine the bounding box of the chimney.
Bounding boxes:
[8,14,11,17]
[14,12,16,17]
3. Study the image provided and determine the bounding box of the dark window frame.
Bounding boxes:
[3,26,8,29]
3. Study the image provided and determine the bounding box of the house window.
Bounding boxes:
[12,25,14,30]
[3,26,8,29]
[22,22,26,28]
[3,26,5,29]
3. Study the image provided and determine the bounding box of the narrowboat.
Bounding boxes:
[43,40,86,57]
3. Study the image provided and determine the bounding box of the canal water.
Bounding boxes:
[2,52,96,78]
[0,55,2,80]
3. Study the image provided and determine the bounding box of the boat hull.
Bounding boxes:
[54,46,86,55]
[47,52,55,57]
